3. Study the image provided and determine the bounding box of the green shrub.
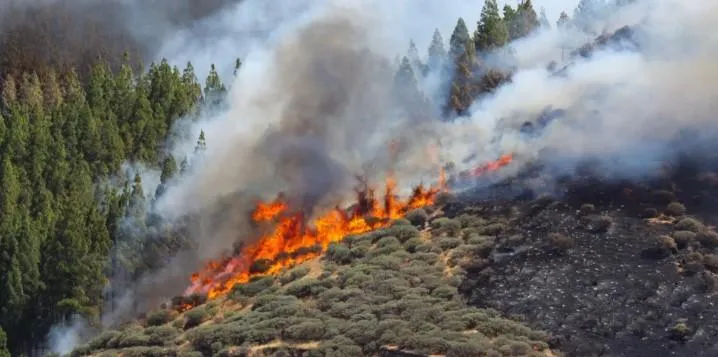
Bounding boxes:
[284,319,326,341]
[145,326,180,346]
[391,218,412,226]
[146,309,176,327]
[183,307,209,329]
[285,278,327,298]
[117,329,151,348]
[456,214,485,228]
[403,237,423,253]
[431,285,456,300]
[437,237,463,251]
[666,202,687,216]
[232,276,275,298]
[447,341,494,357]
[388,224,421,242]
[326,243,353,264]
[478,223,506,236]
[279,265,311,284]
[405,208,429,227]
[675,218,705,232]
[415,242,442,254]
[431,218,462,236]
[672,230,697,248]
[697,230,718,248]
[87,330,121,350]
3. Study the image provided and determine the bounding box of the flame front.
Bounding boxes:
[183,154,514,301]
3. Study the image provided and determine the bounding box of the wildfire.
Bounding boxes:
[182,154,514,302]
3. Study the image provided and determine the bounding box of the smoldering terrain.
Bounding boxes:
[50,0,718,353]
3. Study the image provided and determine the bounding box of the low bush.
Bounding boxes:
[585,215,612,233]
[432,218,462,236]
[279,265,311,284]
[674,218,705,233]
[697,230,718,248]
[665,202,687,217]
[437,237,463,251]
[284,319,326,341]
[146,310,176,327]
[405,208,429,227]
[478,223,506,236]
[326,243,353,264]
[548,233,574,253]
[672,230,697,249]
[184,307,209,330]
[579,203,596,215]
[232,276,275,298]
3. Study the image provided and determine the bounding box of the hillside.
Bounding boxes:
[69,156,718,357]
[70,200,557,357]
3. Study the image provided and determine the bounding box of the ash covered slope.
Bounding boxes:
[70,201,555,357]
[452,159,718,357]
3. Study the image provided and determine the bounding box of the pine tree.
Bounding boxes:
[155,154,177,199]
[407,40,423,73]
[394,56,424,111]
[194,130,207,155]
[539,7,551,29]
[557,11,570,29]
[427,28,447,69]
[507,0,540,40]
[449,18,472,59]
[475,0,510,53]
[204,64,226,107]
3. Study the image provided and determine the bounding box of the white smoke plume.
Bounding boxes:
[50,0,718,353]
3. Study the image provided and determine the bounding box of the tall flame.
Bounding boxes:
[182,154,514,302]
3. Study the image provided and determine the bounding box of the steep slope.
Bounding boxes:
[71,204,556,357]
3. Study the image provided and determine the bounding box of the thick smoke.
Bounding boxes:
[50,0,718,353]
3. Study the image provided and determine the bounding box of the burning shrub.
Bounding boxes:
[696,230,718,248]
[279,265,311,284]
[674,218,705,233]
[665,202,687,217]
[584,215,613,233]
[548,233,575,253]
[284,319,326,341]
[146,309,176,327]
[672,231,697,249]
[405,208,429,227]
[249,259,273,275]
[432,217,462,237]
[184,307,210,330]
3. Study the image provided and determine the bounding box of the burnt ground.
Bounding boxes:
[451,163,718,357]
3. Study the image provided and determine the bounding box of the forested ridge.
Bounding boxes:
[0,0,606,355]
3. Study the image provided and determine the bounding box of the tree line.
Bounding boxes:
[0,0,610,355]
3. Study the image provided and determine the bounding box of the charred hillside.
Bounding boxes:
[449,157,718,357]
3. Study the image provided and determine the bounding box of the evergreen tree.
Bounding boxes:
[204,64,226,107]
[233,58,243,77]
[475,0,510,53]
[194,130,207,155]
[508,0,540,40]
[0,328,8,357]
[539,7,551,29]
[407,40,423,73]
[449,18,472,60]
[573,0,607,33]
[557,11,571,29]
[155,154,177,199]
[427,28,447,69]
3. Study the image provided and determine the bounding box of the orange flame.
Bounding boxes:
[183,176,446,300]
[182,154,514,302]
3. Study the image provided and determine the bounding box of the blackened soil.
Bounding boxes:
[454,174,718,357]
